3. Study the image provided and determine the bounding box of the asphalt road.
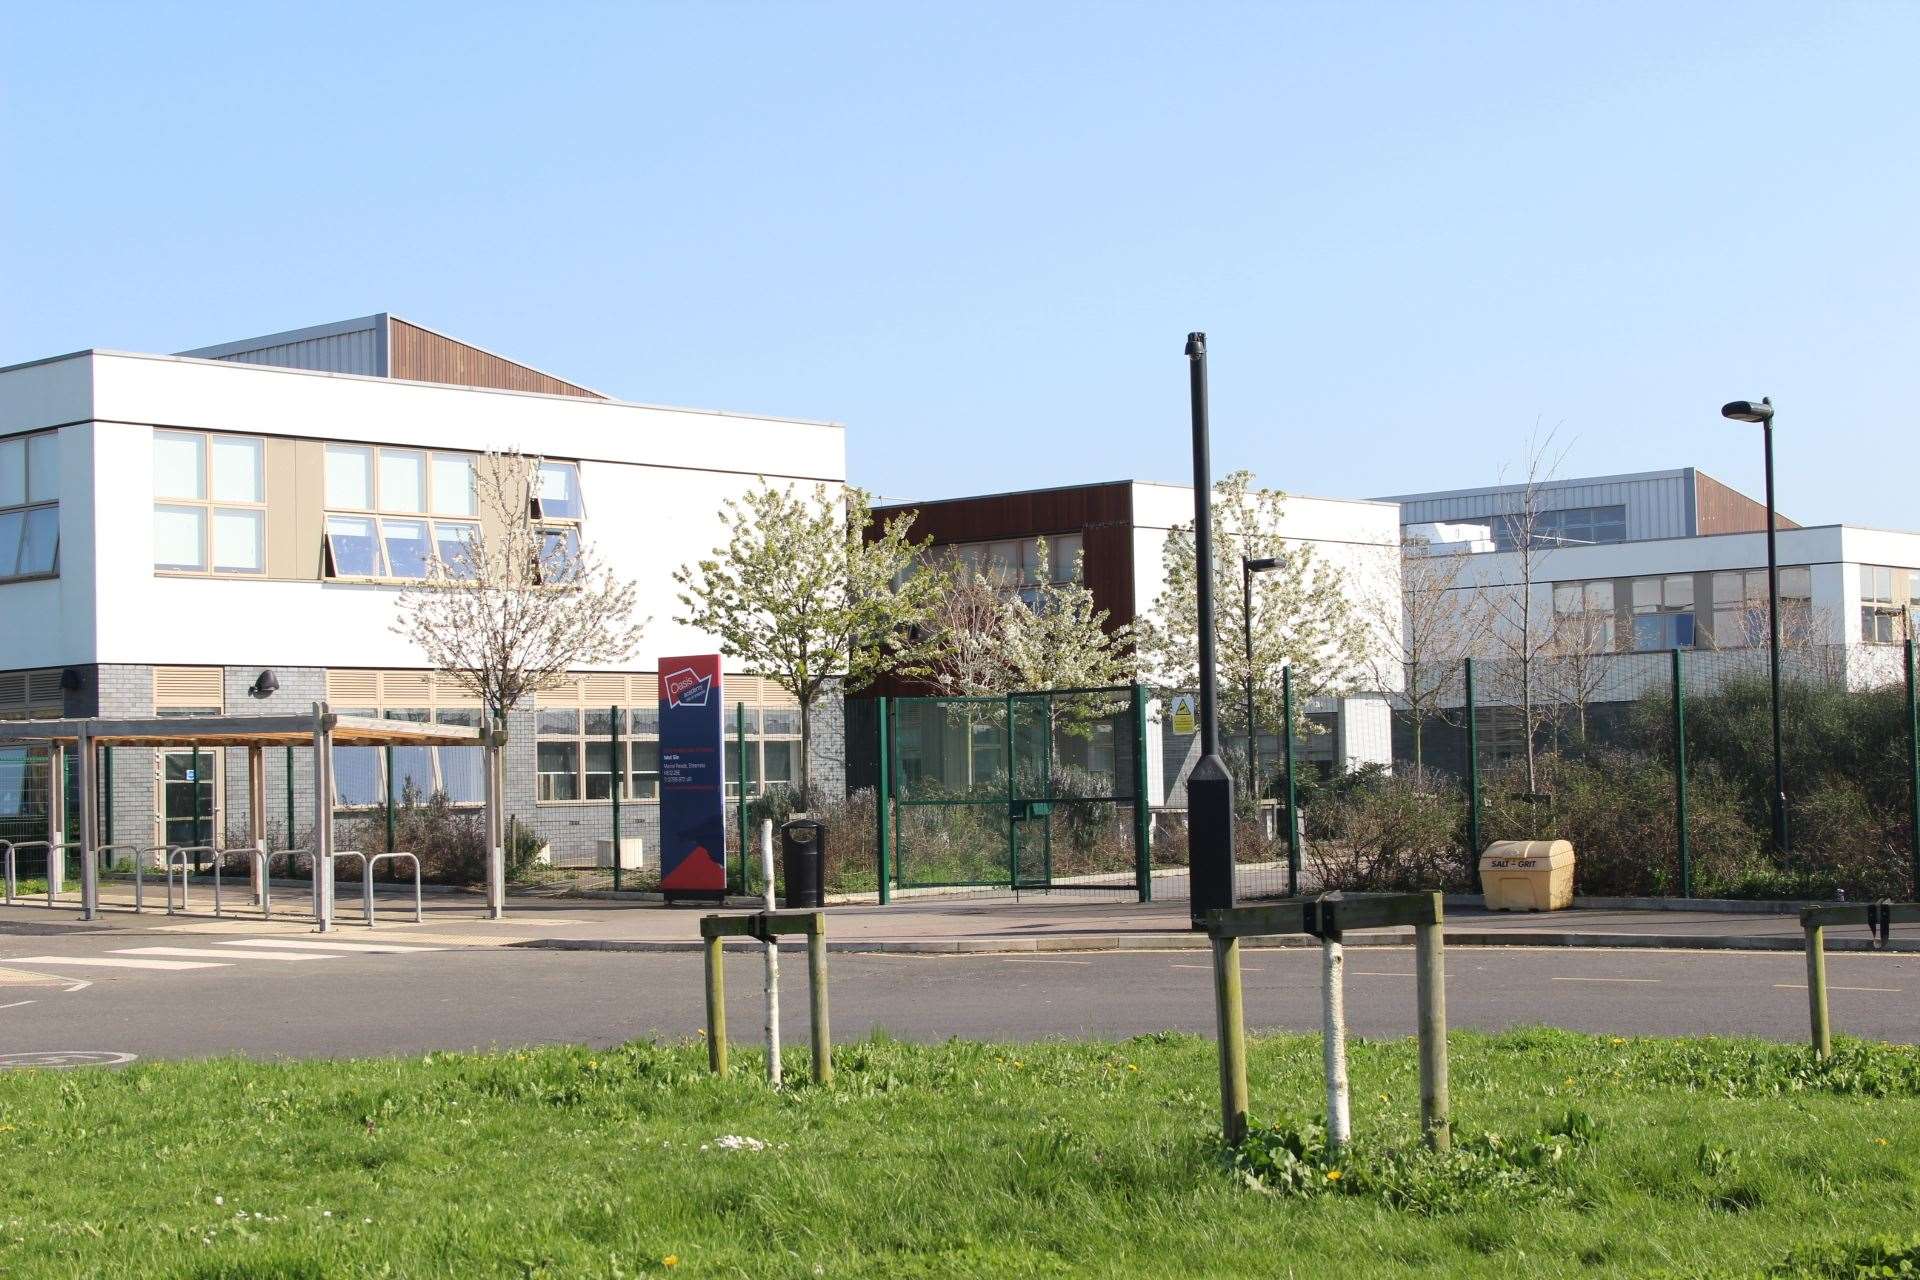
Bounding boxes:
[2,923,1915,1064]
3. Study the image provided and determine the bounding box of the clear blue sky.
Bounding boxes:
[5,4,1916,526]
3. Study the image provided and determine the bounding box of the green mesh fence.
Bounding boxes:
[888,686,1147,895]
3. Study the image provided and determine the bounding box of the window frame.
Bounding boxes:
[529,691,802,806]
[152,429,267,577]
[322,443,485,583]
[0,432,61,584]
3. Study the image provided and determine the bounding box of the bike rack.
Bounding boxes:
[1,841,58,907]
[166,847,212,915]
[91,844,151,912]
[363,852,423,928]
[331,850,368,924]
[211,846,281,920]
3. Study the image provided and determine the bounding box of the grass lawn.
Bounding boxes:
[2,1029,1917,1278]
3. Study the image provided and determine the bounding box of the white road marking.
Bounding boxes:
[113,947,338,962]
[1550,976,1661,984]
[0,999,35,1010]
[217,939,444,954]
[1774,983,1902,994]
[10,956,228,971]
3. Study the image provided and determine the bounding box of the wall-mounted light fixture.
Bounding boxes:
[249,670,280,699]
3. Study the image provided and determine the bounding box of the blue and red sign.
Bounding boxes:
[658,654,727,896]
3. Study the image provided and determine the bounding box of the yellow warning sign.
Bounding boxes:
[1170,694,1197,736]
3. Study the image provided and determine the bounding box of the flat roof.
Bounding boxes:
[0,713,485,749]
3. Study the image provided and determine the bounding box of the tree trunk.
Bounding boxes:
[798,697,812,810]
[1412,716,1424,791]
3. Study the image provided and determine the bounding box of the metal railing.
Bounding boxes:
[91,844,154,912]
[363,852,422,928]
[166,847,214,914]
[1,840,57,907]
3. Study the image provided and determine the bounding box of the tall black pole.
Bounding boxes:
[1243,560,1257,802]
[1186,332,1235,927]
[1761,406,1789,858]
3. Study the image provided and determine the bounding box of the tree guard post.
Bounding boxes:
[1414,907,1452,1151]
[1804,920,1830,1058]
[702,909,832,1084]
[704,932,729,1075]
[1211,934,1250,1145]
[1207,892,1449,1155]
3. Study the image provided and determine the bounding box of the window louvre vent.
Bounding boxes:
[154,666,224,712]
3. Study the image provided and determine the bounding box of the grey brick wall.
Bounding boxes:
[805,684,846,801]
[502,706,664,865]
[93,664,155,855]
[218,666,325,849]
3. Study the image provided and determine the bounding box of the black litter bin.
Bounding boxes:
[780,818,826,908]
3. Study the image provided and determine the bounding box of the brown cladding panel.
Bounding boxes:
[866,482,1138,699]
[388,319,606,399]
[1695,470,1799,535]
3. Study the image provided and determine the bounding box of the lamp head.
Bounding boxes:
[1244,557,1282,573]
[1721,397,1774,424]
[1185,332,1207,359]
[249,669,280,699]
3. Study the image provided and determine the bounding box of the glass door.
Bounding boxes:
[161,749,218,864]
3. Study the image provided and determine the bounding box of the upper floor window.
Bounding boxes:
[1550,580,1617,652]
[323,444,480,581]
[532,461,584,520]
[0,433,60,583]
[153,431,265,574]
[915,533,1087,598]
[1860,565,1920,644]
[1494,504,1626,552]
[1714,566,1813,648]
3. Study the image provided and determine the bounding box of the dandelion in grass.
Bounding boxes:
[1325,1170,1342,1182]
[663,1255,679,1268]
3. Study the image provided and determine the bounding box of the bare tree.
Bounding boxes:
[1362,533,1482,787]
[922,559,1016,697]
[1540,586,1618,747]
[1480,426,1572,794]
[392,449,647,723]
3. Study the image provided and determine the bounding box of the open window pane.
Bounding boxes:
[535,461,583,518]
[20,507,59,575]
[537,742,579,801]
[379,450,426,513]
[210,436,262,503]
[389,745,435,800]
[431,520,479,579]
[437,746,485,804]
[382,517,432,579]
[325,445,373,509]
[153,432,206,500]
[333,746,383,807]
[0,438,22,506]
[211,508,263,573]
[154,505,207,571]
[0,510,22,577]
[431,454,476,516]
[325,514,383,577]
[25,434,58,503]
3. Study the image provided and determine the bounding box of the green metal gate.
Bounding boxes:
[887,684,1151,899]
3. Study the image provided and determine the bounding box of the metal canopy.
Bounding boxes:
[0,713,485,749]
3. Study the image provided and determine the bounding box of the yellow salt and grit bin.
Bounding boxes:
[1479,839,1575,911]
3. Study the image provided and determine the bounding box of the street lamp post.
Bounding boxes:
[1242,556,1281,810]
[1187,332,1235,927]
[1721,397,1789,857]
